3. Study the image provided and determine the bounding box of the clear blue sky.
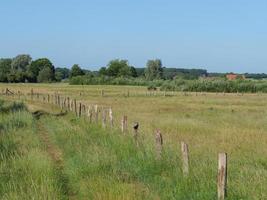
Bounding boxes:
[0,0,266,73]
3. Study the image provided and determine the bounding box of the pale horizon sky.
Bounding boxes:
[0,0,267,73]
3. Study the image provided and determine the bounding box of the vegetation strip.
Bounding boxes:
[33,110,76,199]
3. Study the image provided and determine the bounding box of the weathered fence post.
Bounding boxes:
[217,153,227,200]
[67,97,70,110]
[181,142,189,176]
[101,90,104,97]
[109,108,113,127]
[74,99,77,116]
[57,95,60,106]
[47,94,50,103]
[155,130,163,159]
[78,102,82,117]
[121,115,127,133]
[94,105,99,123]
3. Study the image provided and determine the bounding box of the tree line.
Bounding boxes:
[0,54,208,83]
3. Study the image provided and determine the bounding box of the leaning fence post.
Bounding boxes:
[217,153,227,200]
[155,130,163,159]
[121,115,127,133]
[181,142,189,176]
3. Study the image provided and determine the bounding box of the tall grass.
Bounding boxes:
[40,113,260,199]
[0,100,63,199]
[0,84,266,199]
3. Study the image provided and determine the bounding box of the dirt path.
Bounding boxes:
[35,113,76,200]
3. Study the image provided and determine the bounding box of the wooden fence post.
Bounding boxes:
[217,153,227,200]
[121,115,127,133]
[95,105,99,123]
[74,99,77,116]
[109,108,113,127]
[155,130,163,159]
[57,95,60,106]
[101,90,104,97]
[67,97,70,110]
[78,103,82,117]
[181,142,189,176]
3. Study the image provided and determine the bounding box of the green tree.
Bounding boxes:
[0,59,12,82]
[106,59,134,77]
[55,67,70,81]
[37,67,54,83]
[11,54,31,71]
[99,67,107,76]
[70,64,85,78]
[130,66,138,77]
[145,59,163,80]
[27,58,55,82]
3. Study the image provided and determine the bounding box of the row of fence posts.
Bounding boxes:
[98,89,250,98]
[1,88,227,200]
[155,130,227,200]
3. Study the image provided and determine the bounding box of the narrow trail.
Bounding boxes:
[33,111,76,200]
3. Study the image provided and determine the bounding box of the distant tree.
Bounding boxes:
[27,58,55,82]
[55,67,70,81]
[0,58,12,82]
[130,66,138,77]
[70,64,85,78]
[11,54,31,71]
[7,71,17,83]
[145,59,163,80]
[106,59,134,77]
[135,68,145,77]
[99,67,107,76]
[37,67,54,83]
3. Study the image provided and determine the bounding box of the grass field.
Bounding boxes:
[0,83,266,199]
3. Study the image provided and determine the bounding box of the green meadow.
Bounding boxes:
[0,83,266,199]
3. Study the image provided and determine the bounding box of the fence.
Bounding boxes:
[1,87,228,200]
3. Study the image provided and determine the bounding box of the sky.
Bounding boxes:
[0,0,267,73]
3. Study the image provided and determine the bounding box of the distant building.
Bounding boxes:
[226,73,245,80]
